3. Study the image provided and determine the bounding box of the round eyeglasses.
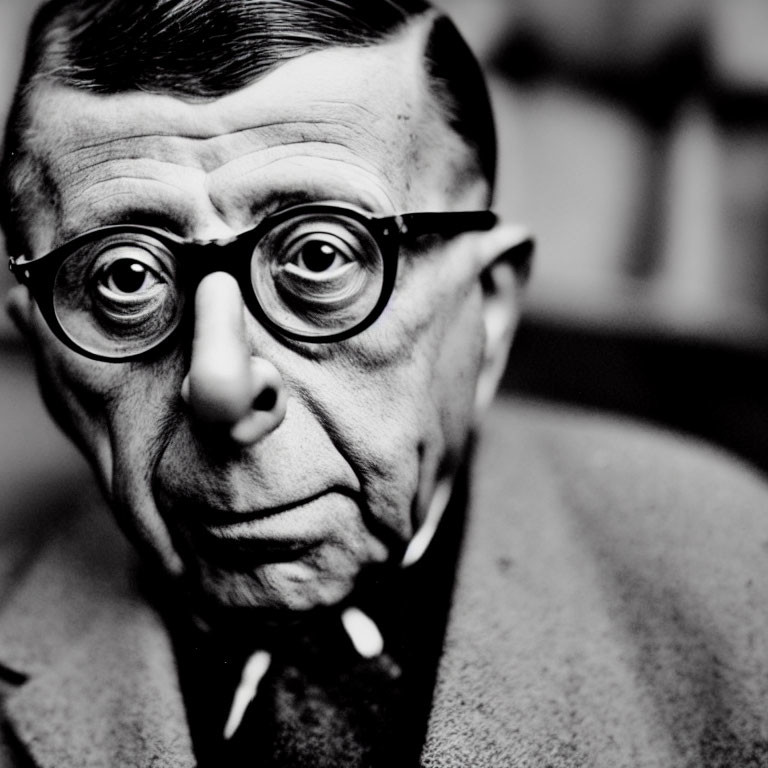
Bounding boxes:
[9,203,531,362]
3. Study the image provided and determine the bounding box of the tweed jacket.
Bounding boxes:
[2,397,768,767]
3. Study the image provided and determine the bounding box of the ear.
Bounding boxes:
[6,284,35,339]
[474,223,533,420]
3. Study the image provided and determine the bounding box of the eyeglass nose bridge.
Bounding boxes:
[178,229,276,333]
[182,226,261,275]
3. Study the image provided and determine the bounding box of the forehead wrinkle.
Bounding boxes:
[29,106,392,174]
[31,98,398,201]
[207,153,398,216]
[49,152,207,188]
[207,141,390,191]
[311,99,381,120]
[54,118,384,173]
[190,109,396,179]
[50,155,207,221]
[41,131,213,180]
[62,176,192,220]
[201,97,437,213]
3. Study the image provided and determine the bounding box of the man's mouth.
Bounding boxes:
[176,487,345,526]
[162,488,361,568]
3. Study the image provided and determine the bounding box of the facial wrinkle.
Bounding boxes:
[104,371,188,575]
[211,143,383,179]
[282,358,422,546]
[208,155,396,214]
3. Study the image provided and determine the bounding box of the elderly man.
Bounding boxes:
[2,0,768,766]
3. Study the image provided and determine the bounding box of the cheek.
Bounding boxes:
[29,313,114,472]
[368,259,485,460]
[300,271,485,537]
[29,311,183,491]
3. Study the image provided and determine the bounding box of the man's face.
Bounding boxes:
[13,24,506,613]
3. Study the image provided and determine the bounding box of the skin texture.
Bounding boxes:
[8,19,527,615]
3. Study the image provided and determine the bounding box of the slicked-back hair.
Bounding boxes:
[1,0,497,255]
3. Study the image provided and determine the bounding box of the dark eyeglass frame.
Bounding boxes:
[9,202,532,362]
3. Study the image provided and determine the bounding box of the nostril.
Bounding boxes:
[252,387,278,412]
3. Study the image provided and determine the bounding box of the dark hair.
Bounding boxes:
[1,0,496,253]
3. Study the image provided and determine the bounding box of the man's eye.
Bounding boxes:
[252,214,385,337]
[96,256,163,298]
[75,239,179,331]
[53,234,183,355]
[270,225,376,309]
[85,243,173,307]
[283,234,356,277]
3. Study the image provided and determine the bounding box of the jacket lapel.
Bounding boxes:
[0,509,195,768]
[421,403,676,767]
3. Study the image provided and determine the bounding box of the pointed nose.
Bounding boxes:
[181,272,287,445]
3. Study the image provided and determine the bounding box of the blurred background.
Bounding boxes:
[1,0,768,504]
[436,0,768,474]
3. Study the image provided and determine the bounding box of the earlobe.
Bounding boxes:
[474,224,534,419]
[6,284,34,338]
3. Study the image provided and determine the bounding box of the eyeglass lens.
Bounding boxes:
[51,211,387,357]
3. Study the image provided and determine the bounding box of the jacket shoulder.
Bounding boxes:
[443,397,768,764]
[481,396,768,538]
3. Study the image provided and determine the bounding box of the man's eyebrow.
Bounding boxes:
[247,189,385,219]
[249,189,319,215]
[57,208,183,242]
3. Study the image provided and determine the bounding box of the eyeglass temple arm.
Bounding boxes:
[8,256,31,283]
[398,210,497,237]
[398,211,534,271]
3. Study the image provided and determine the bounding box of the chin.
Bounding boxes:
[191,558,363,613]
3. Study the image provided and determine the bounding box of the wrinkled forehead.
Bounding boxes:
[29,28,428,149]
[15,21,477,246]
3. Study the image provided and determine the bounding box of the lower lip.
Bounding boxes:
[191,534,314,567]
